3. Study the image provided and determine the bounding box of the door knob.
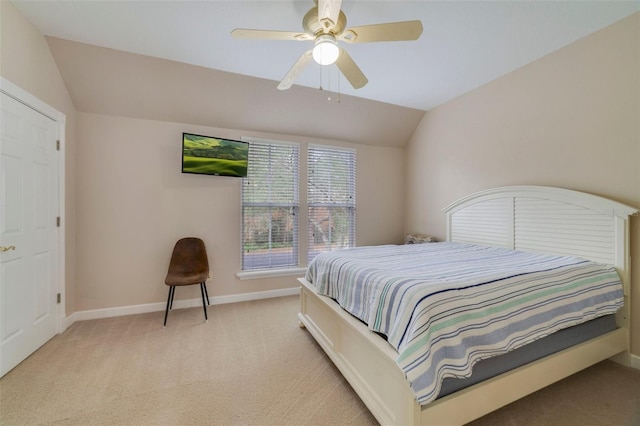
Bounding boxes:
[0,245,16,252]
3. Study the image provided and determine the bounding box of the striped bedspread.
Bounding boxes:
[305,242,624,405]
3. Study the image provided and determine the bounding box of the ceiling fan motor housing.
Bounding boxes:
[303,7,347,36]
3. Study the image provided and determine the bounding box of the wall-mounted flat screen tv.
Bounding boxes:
[182,133,249,178]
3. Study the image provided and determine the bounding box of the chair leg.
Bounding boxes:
[163,286,174,327]
[200,282,208,322]
[203,282,210,305]
[168,285,176,310]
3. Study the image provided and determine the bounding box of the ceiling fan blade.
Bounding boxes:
[335,48,368,89]
[278,50,314,90]
[338,20,423,43]
[231,29,312,41]
[317,0,342,31]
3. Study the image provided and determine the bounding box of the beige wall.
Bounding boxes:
[45,36,424,149]
[75,113,404,311]
[405,14,640,354]
[0,1,78,313]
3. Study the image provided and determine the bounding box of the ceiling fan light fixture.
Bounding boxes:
[312,35,339,65]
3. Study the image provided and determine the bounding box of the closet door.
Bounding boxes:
[1,91,60,377]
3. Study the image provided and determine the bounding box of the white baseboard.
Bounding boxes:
[609,351,640,371]
[628,353,640,370]
[63,287,300,330]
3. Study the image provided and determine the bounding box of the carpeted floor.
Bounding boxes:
[1,295,639,425]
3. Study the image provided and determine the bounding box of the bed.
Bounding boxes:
[297,186,637,425]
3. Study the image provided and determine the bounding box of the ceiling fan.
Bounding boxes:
[231,0,423,90]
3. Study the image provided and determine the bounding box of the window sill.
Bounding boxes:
[236,267,307,281]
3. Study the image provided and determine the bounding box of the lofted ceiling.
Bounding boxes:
[12,0,640,112]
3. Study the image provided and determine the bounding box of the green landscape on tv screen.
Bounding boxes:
[182,133,249,177]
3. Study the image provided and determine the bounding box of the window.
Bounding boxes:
[241,141,356,273]
[307,145,356,262]
[242,140,299,270]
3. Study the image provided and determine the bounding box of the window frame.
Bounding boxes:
[240,138,300,272]
[237,140,357,279]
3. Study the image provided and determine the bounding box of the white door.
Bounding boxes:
[0,91,60,377]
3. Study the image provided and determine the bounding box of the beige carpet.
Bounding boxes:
[1,295,639,426]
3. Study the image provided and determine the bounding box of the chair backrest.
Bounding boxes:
[165,237,209,284]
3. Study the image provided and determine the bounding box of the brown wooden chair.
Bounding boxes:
[163,237,210,326]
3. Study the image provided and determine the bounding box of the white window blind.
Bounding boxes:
[307,145,356,262]
[242,140,299,270]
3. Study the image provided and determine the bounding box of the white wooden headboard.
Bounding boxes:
[443,186,637,295]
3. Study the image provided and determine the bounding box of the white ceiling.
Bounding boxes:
[12,0,640,111]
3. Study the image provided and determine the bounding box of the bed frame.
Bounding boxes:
[297,186,637,425]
